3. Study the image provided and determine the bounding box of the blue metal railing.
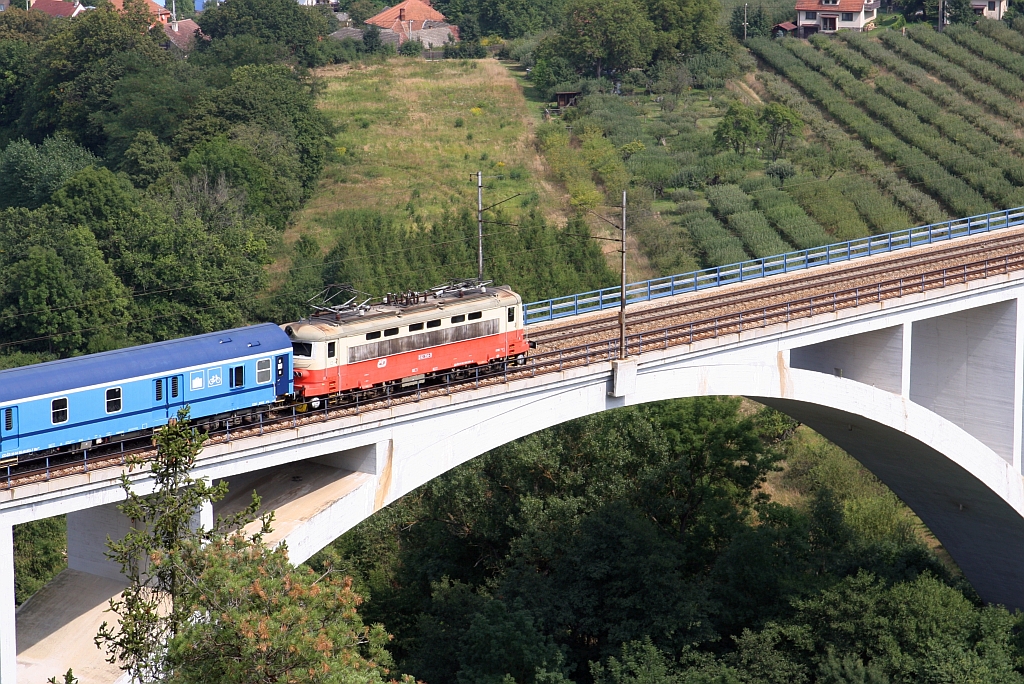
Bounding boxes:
[523,206,1024,325]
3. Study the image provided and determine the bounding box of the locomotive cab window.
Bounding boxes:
[229,366,244,388]
[409,322,424,332]
[51,398,68,424]
[366,331,381,340]
[384,328,399,337]
[256,358,272,384]
[508,307,515,323]
[292,342,313,358]
[451,314,466,324]
[468,311,482,321]
[427,319,441,328]
[105,388,122,414]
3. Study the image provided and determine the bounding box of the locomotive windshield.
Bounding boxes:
[292,342,313,358]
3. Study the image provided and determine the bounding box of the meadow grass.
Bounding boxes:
[285,58,567,260]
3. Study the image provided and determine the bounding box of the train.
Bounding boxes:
[0,281,527,467]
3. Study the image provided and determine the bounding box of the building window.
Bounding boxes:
[841,11,854,19]
[427,319,441,328]
[821,16,836,28]
[105,388,122,414]
[52,398,68,424]
[989,1,996,9]
[230,366,244,388]
[805,10,817,17]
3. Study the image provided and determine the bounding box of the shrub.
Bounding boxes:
[728,210,792,257]
[905,25,1024,100]
[704,184,752,217]
[834,174,911,234]
[788,177,871,241]
[399,39,424,57]
[752,188,833,249]
[739,176,778,193]
[681,211,749,267]
[809,33,876,79]
[943,24,1024,79]
[766,159,795,185]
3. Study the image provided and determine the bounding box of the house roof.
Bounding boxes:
[366,0,445,28]
[330,26,364,41]
[162,17,199,48]
[794,0,865,11]
[30,0,85,18]
[775,21,798,29]
[0,324,291,405]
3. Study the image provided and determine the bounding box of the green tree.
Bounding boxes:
[714,102,763,154]
[558,0,654,77]
[348,0,381,24]
[197,0,332,66]
[760,102,802,161]
[0,136,99,209]
[944,0,975,23]
[642,0,722,59]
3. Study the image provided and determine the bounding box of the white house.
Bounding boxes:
[971,0,1007,18]
[795,0,878,34]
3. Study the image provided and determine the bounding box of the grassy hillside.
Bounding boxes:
[286,58,568,256]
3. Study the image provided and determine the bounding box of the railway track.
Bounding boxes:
[6,232,1024,492]
[527,228,1024,349]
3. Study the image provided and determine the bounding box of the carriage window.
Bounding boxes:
[292,342,313,358]
[171,376,180,398]
[451,314,466,324]
[427,319,441,328]
[508,307,515,323]
[468,311,482,320]
[366,331,381,340]
[409,322,424,332]
[327,342,336,358]
[4,408,12,431]
[155,379,163,402]
[230,366,244,388]
[257,358,272,383]
[105,388,122,414]
[384,327,399,337]
[51,398,68,424]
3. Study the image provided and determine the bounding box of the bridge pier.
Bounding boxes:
[1,523,14,684]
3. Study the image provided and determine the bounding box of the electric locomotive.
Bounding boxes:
[284,280,528,400]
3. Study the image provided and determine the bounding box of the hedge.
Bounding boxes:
[944,24,1024,80]
[680,211,750,267]
[728,210,793,257]
[783,39,1012,208]
[756,71,946,224]
[749,37,989,217]
[834,174,912,234]
[787,176,872,241]
[809,33,876,78]
[905,25,1024,101]
[973,17,1024,54]
[752,188,834,248]
[705,184,753,217]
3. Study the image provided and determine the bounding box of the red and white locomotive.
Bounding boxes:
[283,281,528,400]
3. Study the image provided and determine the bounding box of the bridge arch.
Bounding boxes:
[295,355,1024,610]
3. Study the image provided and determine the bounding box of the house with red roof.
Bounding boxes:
[364,0,458,47]
[28,0,89,18]
[162,17,200,49]
[795,0,877,34]
[107,0,171,23]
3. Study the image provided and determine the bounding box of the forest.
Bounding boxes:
[4,0,1024,679]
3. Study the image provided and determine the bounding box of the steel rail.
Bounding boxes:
[5,248,1024,491]
[527,231,1024,344]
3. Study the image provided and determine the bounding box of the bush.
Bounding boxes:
[905,25,1024,100]
[765,159,795,185]
[752,188,833,249]
[444,41,487,59]
[728,210,792,257]
[704,184,752,217]
[681,211,749,267]
[399,39,424,57]
[788,176,871,241]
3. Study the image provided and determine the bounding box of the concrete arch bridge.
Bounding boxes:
[4,228,1024,682]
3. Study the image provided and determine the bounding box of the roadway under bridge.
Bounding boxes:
[4,227,1024,682]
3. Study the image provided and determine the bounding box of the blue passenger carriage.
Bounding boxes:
[0,324,293,465]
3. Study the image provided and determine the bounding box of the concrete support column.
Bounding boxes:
[902,322,912,399]
[1015,296,1024,474]
[790,325,903,394]
[0,522,14,684]
[910,300,1017,462]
